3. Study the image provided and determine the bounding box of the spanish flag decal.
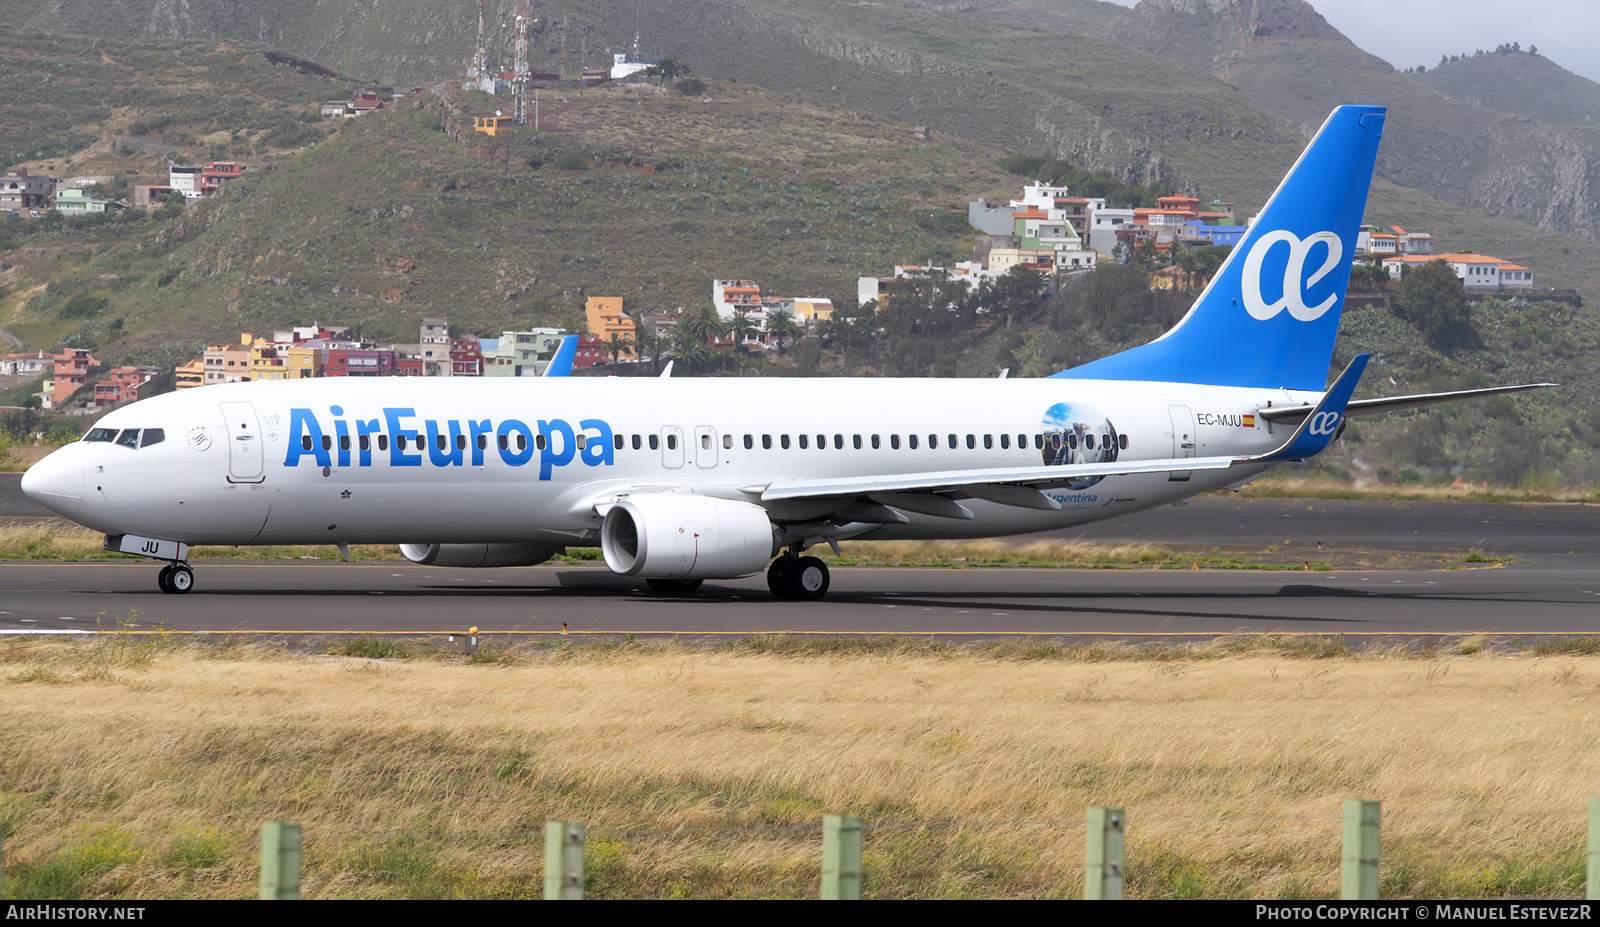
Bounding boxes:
[1243,414,1256,427]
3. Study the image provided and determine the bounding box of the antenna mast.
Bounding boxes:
[513,4,531,124]
[471,0,487,87]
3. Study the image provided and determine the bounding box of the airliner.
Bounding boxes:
[20,105,1550,600]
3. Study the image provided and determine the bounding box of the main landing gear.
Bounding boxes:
[767,552,829,601]
[157,563,194,595]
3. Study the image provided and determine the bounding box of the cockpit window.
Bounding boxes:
[115,429,141,448]
[140,428,165,448]
[84,428,117,443]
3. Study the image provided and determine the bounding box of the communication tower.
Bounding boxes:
[471,0,488,86]
[512,5,531,125]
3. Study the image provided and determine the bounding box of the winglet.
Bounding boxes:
[1243,353,1370,463]
[542,335,578,378]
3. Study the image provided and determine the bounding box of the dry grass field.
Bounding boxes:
[1,635,1597,899]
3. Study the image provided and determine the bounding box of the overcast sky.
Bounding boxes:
[1103,0,1600,84]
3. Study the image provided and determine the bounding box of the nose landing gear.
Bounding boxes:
[157,563,195,595]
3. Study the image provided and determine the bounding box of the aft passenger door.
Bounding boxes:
[1167,404,1195,481]
[219,401,266,483]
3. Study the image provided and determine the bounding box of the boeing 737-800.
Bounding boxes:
[19,105,1551,600]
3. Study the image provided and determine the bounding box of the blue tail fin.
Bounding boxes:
[1053,105,1385,391]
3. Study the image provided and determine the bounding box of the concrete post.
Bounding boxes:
[259,822,301,900]
[821,815,862,900]
[1085,806,1125,899]
[1341,799,1381,900]
[544,821,585,899]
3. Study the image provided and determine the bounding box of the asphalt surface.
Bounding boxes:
[3,473,1598,638]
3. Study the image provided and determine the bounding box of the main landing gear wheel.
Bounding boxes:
[769,555,829,601]
[159,564,194,595]
[646,578,703,595]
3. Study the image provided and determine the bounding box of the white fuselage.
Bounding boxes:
[26,376,1315,548]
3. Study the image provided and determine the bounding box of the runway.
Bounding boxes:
[2,559,1597,639]
[2,473,1598,638]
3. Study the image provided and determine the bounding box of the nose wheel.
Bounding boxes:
[157,563,194,595]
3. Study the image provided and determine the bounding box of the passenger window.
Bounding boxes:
[799,434,809,449]
[614,434,624,450]
[397,435,408,451]
[1119,434,1128,450]
[535,434,547,451]
[435,434,446,451]
[649,434,660,450]
[456,434,467,451]
[780,434,790,449]
[378,435,389,451]
[1034,434,1044,449]
[1086,434,1095,450]
[632,434,642,450]
[141,428,165,448]
[836,434,845,449]
[890,434,899,449]
[340,435,351,452]
[323,435,334,451]
[576,434,587,450]
[909,434,919,449]
[818,434,826,449]
[966,434,975,449]
[743,434,753,450]
[498,434,508,450]
[870,435,879,449]
[667,434,677,450]
[928,434,938,449]
[1000,434,1010,449]
[949,434,958,449]
[84,428,117,443]
[517,434,527,451]
[302,435,314,451]
[1019,434,1028,449]
[762,434,772,449]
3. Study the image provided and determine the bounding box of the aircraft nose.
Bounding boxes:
[20,443,83,519]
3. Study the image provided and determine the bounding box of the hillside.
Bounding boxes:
[0,79,1021,361]
[1413,49,1600,127]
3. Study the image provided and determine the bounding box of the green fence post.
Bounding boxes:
[1341,799,1380,900]
[821,815,863,900]
[544,821,585,899]
[1588,796,1599,901]
[1085,806,1125,900]
[259,822,301,900]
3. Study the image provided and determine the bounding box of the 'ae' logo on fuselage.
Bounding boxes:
[1241,229,1343,322]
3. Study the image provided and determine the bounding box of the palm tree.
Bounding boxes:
[605,332,633,374]
[630,312,662,376]
[729,308,758,353]
[765,308,798,355]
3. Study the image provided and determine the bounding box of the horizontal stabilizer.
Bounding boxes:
[1258,382,1557,423]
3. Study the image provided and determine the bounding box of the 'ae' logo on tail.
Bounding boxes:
[1241,230,1343,322]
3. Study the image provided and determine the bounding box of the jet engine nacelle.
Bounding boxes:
[600,493,777,579]
[398,542,559,568]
